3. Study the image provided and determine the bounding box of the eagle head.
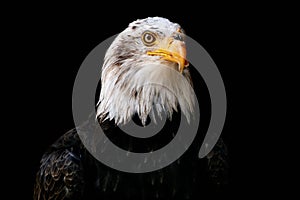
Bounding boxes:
[96,17,195,126]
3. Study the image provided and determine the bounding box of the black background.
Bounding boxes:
[4,3,278,199]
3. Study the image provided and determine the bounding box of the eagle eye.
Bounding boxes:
[142,31,157,46]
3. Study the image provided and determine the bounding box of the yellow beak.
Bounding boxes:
[147,38,189,73]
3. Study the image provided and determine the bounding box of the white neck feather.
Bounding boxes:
[96,62,195,126]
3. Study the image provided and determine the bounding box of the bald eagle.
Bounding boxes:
[34,17,228,200]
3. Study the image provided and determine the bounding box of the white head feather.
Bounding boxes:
[96,17,195,125]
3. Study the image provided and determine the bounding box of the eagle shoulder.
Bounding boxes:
[33,129,85,200]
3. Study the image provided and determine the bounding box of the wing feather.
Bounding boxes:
[206,138,229,185]
[34,130,84,200]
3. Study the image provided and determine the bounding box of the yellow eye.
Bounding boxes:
[142,31,157,46]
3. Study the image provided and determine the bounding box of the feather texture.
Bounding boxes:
[34,115,229,200]
[34,129,85,200]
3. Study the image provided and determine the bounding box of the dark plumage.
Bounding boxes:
[34,114,228,200]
